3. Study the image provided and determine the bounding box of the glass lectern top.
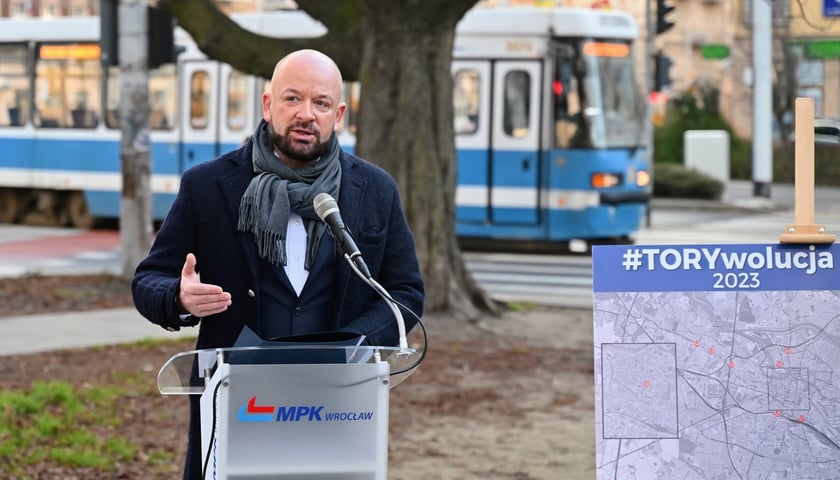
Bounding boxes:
[157,344,422,395]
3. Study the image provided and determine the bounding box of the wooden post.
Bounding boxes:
[779,97,835,243]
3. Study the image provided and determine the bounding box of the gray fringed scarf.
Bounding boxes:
[237,120,341,268]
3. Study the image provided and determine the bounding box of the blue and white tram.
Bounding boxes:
[0,10,326,227]
[0,5,650,247]
[452,6,650,248]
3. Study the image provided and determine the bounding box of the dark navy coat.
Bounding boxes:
[132,141,424,349]
[131,141,425,480]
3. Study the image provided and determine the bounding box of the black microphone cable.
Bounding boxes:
[313,192,427,378]
[343,252,428,380]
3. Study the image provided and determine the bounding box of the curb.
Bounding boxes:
[0,308,196,356]
[650,196,785,213]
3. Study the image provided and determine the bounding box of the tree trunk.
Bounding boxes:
[354,0,498,319]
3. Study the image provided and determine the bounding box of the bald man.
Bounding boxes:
[132,49,424,479]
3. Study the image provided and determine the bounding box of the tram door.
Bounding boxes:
[453,60,541,227]
[180,60,220,172]
[453,60,492,223]
[489,60,541,225]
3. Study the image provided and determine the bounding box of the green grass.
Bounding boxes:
[504,301,540,312]
[130,336,195,348]
[0,380,141,474]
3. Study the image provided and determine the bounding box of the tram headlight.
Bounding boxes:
[635,170,651,188]
[591,172,621,189]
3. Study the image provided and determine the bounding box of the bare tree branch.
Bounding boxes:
[159,0,363,79]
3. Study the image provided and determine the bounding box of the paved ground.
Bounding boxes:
[0,308,196,356]
[0,228,121,278]
[0,227,172,357]
[1,180,839,357]
[638,181,840,245]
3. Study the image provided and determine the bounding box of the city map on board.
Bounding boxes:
[592,243,840,480]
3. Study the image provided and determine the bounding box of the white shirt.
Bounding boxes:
[284,212,309,296]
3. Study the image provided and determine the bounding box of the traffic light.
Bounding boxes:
[656,0,675,35]
[100,0,119,67]
[653,51,673,91]
[99,3,178,69]
[148,6,177,69]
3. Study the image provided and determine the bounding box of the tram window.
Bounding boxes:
[150,64,176,130]
[503,70,530,138]
[35,43,101,129]
[598,57,640,145]
[453,69,480,134]
[227,70,248,131]
[581,40,642,148]
[105,65,120,128]
[190,71,210,129]
[0,44,29,127]
[553,59,584,148]
[552,40,592,149]
[105,64,176,130]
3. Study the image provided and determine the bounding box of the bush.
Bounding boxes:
[772,142,840,185]
[655,84,840,187]
[654,86,752,182]
[653,163,724,200]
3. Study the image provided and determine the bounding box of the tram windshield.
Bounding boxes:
[552,39,644,150]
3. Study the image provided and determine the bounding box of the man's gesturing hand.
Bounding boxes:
[178,253,232,318]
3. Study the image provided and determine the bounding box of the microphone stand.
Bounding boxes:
[343,253,410,353]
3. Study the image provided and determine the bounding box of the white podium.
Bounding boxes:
[158,343,422,480]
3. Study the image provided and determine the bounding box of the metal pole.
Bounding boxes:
[118,0,152,279]
[644,0,654,227]
[752,0,772,198]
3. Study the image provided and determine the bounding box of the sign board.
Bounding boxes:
[593,243,840,479]
[807,40,840,59]
[788,40,840,59]
[700,44,730,60]
[825,0,840,17]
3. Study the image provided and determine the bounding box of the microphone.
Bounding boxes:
[314,192,410,352]
[313,193,372,279]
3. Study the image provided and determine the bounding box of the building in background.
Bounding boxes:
[0,0,297,16]
[730,0,840,139]
[616,0,840,141]
[0,0,97,16]
[2,0,839,141]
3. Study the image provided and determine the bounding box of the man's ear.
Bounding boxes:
[334,103,347,132]
[261,92,272,121]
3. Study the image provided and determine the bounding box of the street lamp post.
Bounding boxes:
[117,0,152,279]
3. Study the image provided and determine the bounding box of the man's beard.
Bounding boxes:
[270,122,333,163]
